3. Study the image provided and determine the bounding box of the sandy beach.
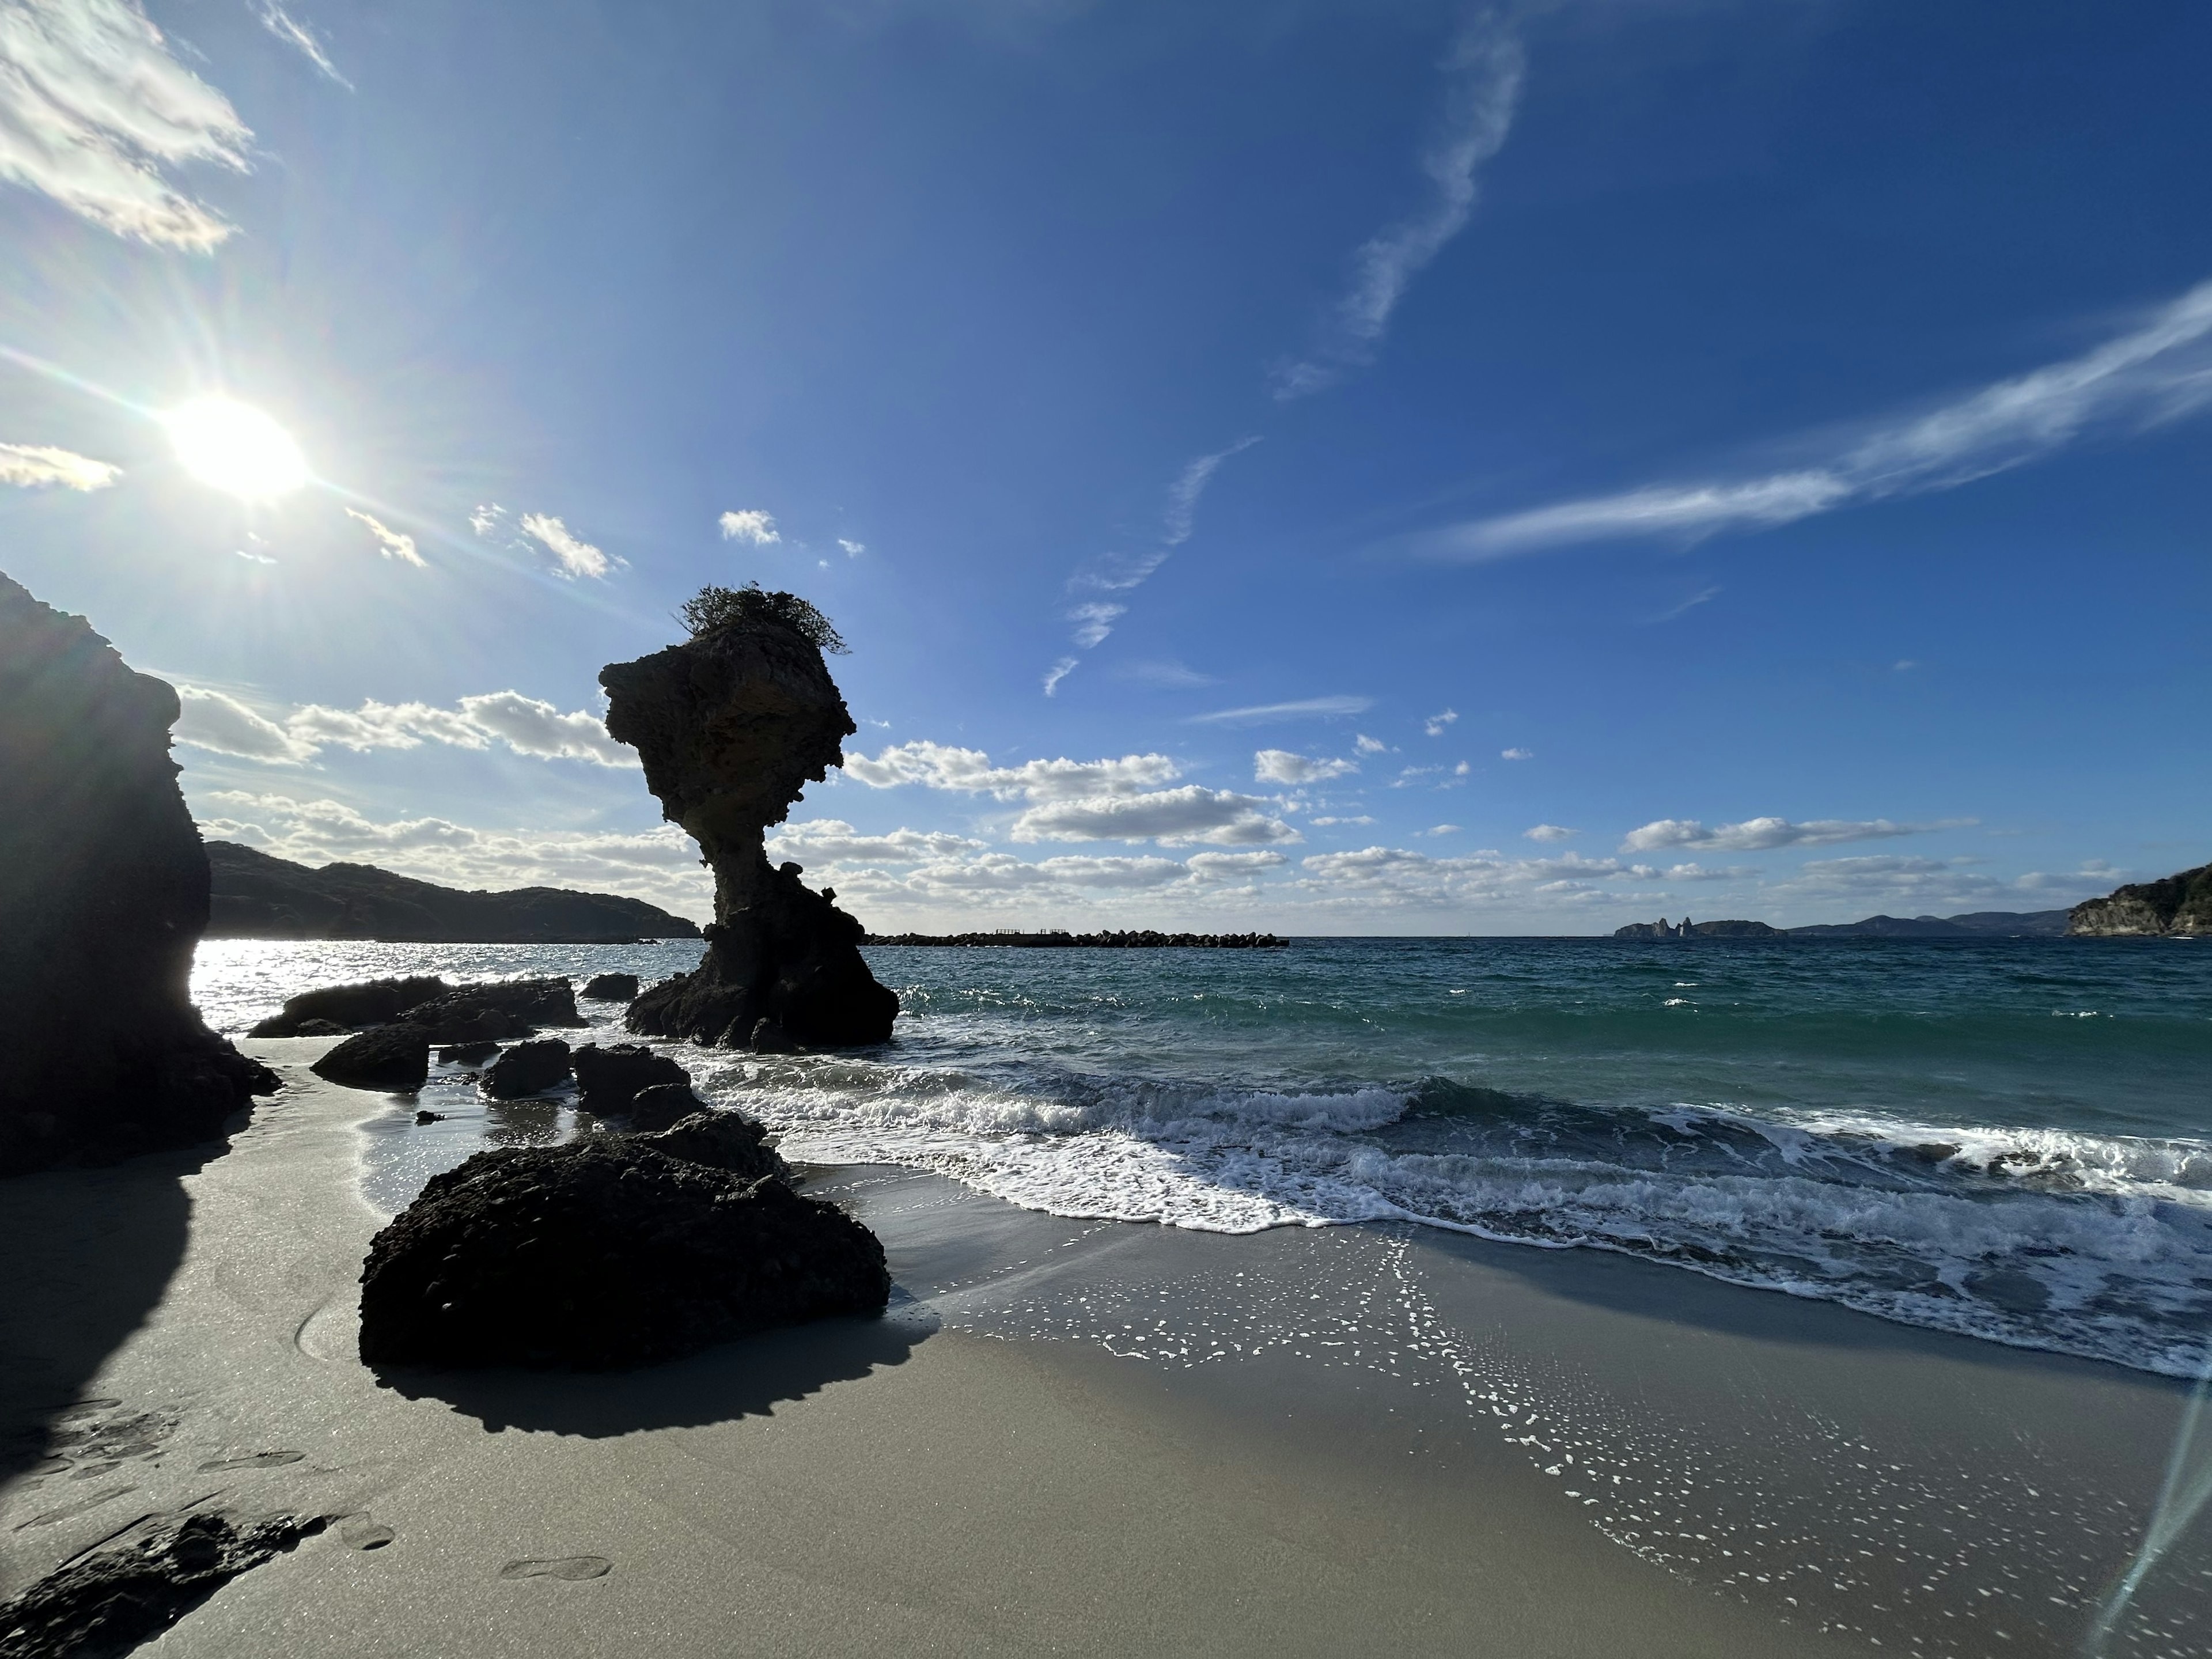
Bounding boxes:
[2,1044,2205,1657]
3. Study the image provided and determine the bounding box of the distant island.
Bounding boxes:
[865,930,1288,949]
[205,842,701,944]
[1616,910,2070,940]
[2067,863,2211,936]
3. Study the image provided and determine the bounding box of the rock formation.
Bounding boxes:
[311,1025,433,1093]
[600,593,897,1050]
[357,1112,876,1369]
[252,975,582,1039]
[0,574,276,1176]
[572,1041,688,1111]
[482,1039,573,1099]
[580,971,641,1002]
[2069,865,2212,936]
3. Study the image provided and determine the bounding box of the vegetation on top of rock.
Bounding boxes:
[677,583,847,654]
[2069,864,2212,937]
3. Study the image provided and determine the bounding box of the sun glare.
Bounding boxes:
[164,397,310,499]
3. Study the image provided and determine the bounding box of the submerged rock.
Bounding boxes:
[482,1039,573,1099]
[249,975,450,1037]
[580,971,641,1002]
[311,1025,431,1093]
[601,594,897,1051]
[572,1041,688,1112]
[0,574,277,1175]
[357,1124,884,1369]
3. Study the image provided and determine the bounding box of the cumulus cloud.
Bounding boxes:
[766,819,989,865]
[1354,734,1389,755]
[719,509,780,546]
[173,686,637,768]
[1619,816,1958,854]
[1273,12,1524,399]
[1012,786,1301,847]
[1435,277,2212,558]
[0,441,120,490]
[1189,695,1374,726]
[175,686,318,763]
[1500,747,1531,761]
[1253,748,1358,785]
[837,538,865,556]
[257,3,349,86]
[0,0,252,249]
[343,507,425,567]
[1423,708,1459,737]
[842,739,1180,801]
[1524,824,1575,842]
[517,512,612,579]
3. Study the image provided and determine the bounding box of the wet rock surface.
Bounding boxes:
[482,1039,574,1100]
[572,1041,688,1112]
[249,975,449,1037]
[580,972,641,1002]
[357,1119,883,1369]
[0,1509,328,1659]
[620,1082,709,1132]
[634,1108,791,1184]
[0,574,277,1175]
[310,1025,431,1093]
[601,603,897,1051]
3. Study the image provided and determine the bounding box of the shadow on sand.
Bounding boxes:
[368,1295,940,1436]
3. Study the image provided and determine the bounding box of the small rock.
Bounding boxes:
[580,972,640,1002]
[572,1042,688,1112]
[311,1025,431,1093]
[435,1040,501,1065]
[414,1109,446,1125]
[482,1039,573,1100]
[748,1017,801,1054]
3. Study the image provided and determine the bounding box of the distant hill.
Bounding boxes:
[1787,910,2071,939]
[204,842,700,944]
[2068,865,2212,936]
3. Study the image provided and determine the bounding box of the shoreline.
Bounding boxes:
[3,1050,2205,1655]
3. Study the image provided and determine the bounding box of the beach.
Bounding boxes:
[3,1037,2205,1657]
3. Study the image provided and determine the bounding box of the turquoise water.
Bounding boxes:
[195,934,2212,1377]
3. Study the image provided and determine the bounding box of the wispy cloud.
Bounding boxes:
[1067,601,1125,648]
[1117,659,1217,689]
[0,441,119,489]
[1423,707,1459,737]
[343,507,425,567]
[494,510,613,579]
[1012,786,1301,848]
[257,3,349,87]
[1524,824,1575,842]
[1620,815,1968,854]
[1162,436,1260,546]
[1041,657,1078,696]
[1253,748,1358,785]
[1188,695,1374,726]
[837,537,866,556]
[1273,10,1525,400]
[719,509,780,546]
[1437,278,2212,558]
[0,0,252,249]
[175,685,637,768]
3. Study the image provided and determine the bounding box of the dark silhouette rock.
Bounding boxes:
[637,1108,791,1184]
[357,1132,887,1369]
[0,574,277,1176]
[311,1025,431,1093]
[601,600,897,1051]
[581,971,641,1001]
[398,977,584,1043]
[249,975,450,1037]
[572,1041,688,1111]
[0,1509,329,1659]
[435,1039,501,1065]
[294,1018,349,1036]
[482,1039,573,1099]
[620,1082,709,1132]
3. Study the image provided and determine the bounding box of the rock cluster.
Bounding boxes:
[2069,865,2212,936]
[0,574,276,1176]
[601,602,897,1050]
[357,1111,874,1369]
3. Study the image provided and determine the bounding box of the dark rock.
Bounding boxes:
[356,1134,887,1369]
[0,575,278,1176]
[572,1041,688,1112]
[620,1082,708,1132]
[310,1025,431,1093]
[639,1109,791,1184]
[249,975,450,1037]
[0,1508,328,1659]
[748,1016,801,1054]
[415,1109,446,1124]
[397,977,584,1043]
[294,1018,349,1037]
[435,1040,502,1065]
[482,1039,573,1099]
[2070,864,2212,937]
[602,601,897,1051]
[580,972,641,1002]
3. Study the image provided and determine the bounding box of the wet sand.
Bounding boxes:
[0,1043,2204,1656]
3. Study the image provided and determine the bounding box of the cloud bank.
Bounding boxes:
[0,441,119,489]
[175,686,636,768]
[1619,815,1960,854]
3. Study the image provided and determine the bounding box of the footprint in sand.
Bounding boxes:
[197,1451,307,1472]
[339,1519,396,1550]
[500,1556,612,1581]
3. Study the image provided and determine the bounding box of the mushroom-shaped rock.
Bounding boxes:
[600,594,897,1050]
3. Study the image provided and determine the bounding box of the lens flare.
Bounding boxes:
[164,397,309,499]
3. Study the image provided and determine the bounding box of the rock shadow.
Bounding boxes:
[369,1297,937,1437]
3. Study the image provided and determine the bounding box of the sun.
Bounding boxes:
[164,397,310,499]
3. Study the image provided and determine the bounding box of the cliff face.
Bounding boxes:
[2069,865,2212,937]
[0,574,275,1175]
[600,617,897,1048]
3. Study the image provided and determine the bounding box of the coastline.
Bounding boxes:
[2,1047,2205,1656]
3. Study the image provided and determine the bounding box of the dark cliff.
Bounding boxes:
[0,574,275,1175]
[2068,865,2212,937]
[204,841,700,942]
[600,593,897,1048]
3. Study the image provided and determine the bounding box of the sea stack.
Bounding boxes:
[600,588,897,1048]
[0,574,276,1175]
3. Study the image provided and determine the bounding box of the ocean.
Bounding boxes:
[193,934,2212,1381]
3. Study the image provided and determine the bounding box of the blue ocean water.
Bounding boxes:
[194,935,2212,1377]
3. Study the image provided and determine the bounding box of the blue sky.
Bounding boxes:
[2,0,2207,931]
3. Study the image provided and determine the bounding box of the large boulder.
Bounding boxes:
[249,976,450,1036]
[580,972,640,1002]
[482,1039,573,1099]
[357,1124,885,1369]
[388,976,584,1043]
[601,599,897,1051]
[621,1081,709,1132]
[572,1041,688,1112]
[311,1025,431,1093]
[0,574,277,1175]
